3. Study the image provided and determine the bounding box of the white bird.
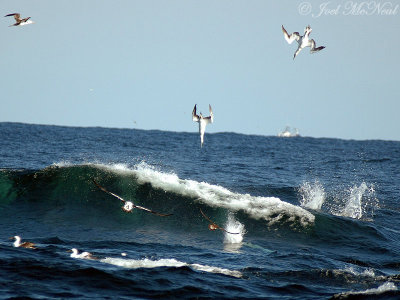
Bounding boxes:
[282,25,325,59]
[4,13,34,27]
[69,248,97,260]
[192,104,213,147]
[10,235,36,249]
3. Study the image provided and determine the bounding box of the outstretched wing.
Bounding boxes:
[192,104,199,122]
[309,39,325,53]
[282,25,300,44]
[199,209,239,234]
[203,104,213,124]
[5,13,20,21]
[93,180,173,217]
[93,180,126,203]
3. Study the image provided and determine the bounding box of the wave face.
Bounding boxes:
[0,162,314,235]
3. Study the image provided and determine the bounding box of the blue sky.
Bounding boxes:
[1,0,399,140]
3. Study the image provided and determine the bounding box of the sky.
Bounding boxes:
[1,0,399,140]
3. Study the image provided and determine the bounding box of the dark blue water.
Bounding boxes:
[1,122,400,299]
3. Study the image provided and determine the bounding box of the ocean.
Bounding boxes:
[0,122,399,299]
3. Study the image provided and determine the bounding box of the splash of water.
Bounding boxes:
[223,213,245,244]
[298,181,325,210]
[340,182,378,220]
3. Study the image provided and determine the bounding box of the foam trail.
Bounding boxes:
[335,282,397,297]
[100,257,242,278]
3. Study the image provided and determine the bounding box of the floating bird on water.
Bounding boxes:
[200,209,239,234]
[4,13,34,27]
[192,104,213,147]
[282,25,325,59]
[93,180,173,216]
[68,248,97,260]
[10,235,36,249]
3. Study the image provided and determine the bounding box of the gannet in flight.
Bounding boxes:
[200,209,239,234]
[93,180,173,217]
[282,25,325,59]
[4,13,34,27]
[68,248,97,260]
[10,235,36,249]
[192,104,213,147]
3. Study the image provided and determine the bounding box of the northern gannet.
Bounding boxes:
[4,13,34,27]
[192,104,213,147]
[69,248,97,260]
[200,209,239,234]
[10,235,36,249]
[282,25,325,59]
[93,180,173,216]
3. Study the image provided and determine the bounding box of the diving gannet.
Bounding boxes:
[200,209,239,234]
[4,13,34,27]
[10,235,36,249]
[69,248,97,260]
[192,104,213,147]
[282,25,325,59]
[93,180,173,217]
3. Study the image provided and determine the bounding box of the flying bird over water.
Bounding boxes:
[10,235,36,249]
[282,25,325,59]
[93,180,173,217]
[68,248,98,260]
[4,13,34,27]
[192,104,213,147]
[200,209,239,234]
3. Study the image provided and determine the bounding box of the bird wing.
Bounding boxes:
[282,25,300,44]
[192,104,199,122]
[199,209,239,234]
[93,180,173,217]
[309,39,325,53]
[203,105,213,124]
[4,13,20,20]
[93,180,125,203]
[21,17,31,22]
[21,242,36,249]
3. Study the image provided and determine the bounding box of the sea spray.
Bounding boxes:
[340,182,378,220]
[298,180,325,210]
[224,213,245,244]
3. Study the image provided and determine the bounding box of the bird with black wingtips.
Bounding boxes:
[282,25,325,59]
[93,179,173,217]
[4,13,34,27]
[192,104,213,147]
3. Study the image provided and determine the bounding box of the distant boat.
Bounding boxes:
[278,126,300,137]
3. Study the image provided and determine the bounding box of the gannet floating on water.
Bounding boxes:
[10,235,36,249]
[282,25,325,59]
[192,104,213,147]
[93,180,173,217]
[200,209,239,235]
[68,248,97,260]
[4,13,34,27]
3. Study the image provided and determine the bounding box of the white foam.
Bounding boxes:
[132,162,315,227]
[339,282,397,296]
[100,257,242,278]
